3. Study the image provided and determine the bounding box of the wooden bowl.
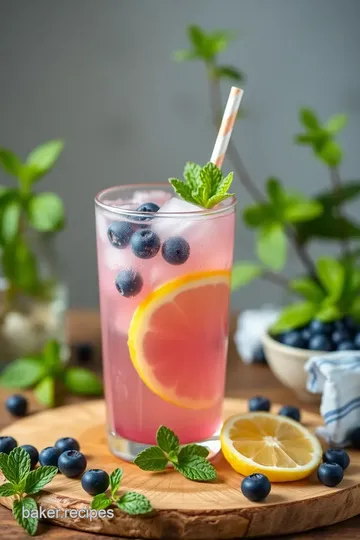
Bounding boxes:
[261,332,322,403]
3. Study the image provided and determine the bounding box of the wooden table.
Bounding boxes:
[0,310,359,539]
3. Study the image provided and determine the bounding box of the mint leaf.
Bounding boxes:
[91,493,112,510]
[183,162,201,191]
[13,497,38,536]
[213,65,244,82]
[316,257,344,302]
[0,148,22,177]
[200,162,222,197]
[271,302,317,333]
[8,447,31,485]
[206,192,233,207]
[257,223,287,270]
[43,340,62,373]
[156,426,179,454]
[0,453,12,482]
[231,262,262,290]
[175,456,216,481]
[316,304,341,322]
[1,199,21,242]
[134,446,168,471]
[24,466,57,495]
[0,357,45,389]
[0,482,17,496]
[110,468,123,496]
[34,376,55,407]
[178,444,209,460]
[64,367,103,396]
[299,108,319,130]
[28,192,65,232]
[168,178,198,205]
[325,114,347,134]
[242,204,270,228]
[25,140,64,182]
[290,277,325,303]
[117,491,152,515]
[317,140,343,167]
[173,49,198,62]
[214,171,234,198]
[284,199,323,222]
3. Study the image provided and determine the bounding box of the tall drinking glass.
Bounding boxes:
[95,184,236,460]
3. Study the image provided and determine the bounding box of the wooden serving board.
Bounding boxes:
[1,399,360,539]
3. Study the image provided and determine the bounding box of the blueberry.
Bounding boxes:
[332,329,351,345]
[337,341,355,351]
[162,237,190,265]
[21,445,39,469]
[0,436,17,454]
[81,469,110,495]
[249,396,271,412]
[317,462,344,487]
[323,448,350,470]
[55,437,80,453]
[58,450,87,478]
[134,202,160,222]
[130,229,160,259]
[5,394,28,417]
[253,346,266,363]
[278,405,301,422]
[39,446,61,467]
[343,315,357,331]
[353,332,360,349]
[350,426,360,449]
[308,334,333,351]
[107,221,134,249]
[282,330,306,349]
[302,328,311,341]
[241,473,271,502]
[309,319,332,335]
[115,269,143,297]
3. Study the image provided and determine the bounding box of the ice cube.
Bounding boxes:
[151,198,203,240]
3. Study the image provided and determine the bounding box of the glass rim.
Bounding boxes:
[95,183,236,219]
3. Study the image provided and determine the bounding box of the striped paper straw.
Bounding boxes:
[210,86,244,168]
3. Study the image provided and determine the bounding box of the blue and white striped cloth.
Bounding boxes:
[305,352,360,446]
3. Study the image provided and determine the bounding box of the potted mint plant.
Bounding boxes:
[0,140,67,363]
[174,25,360,400]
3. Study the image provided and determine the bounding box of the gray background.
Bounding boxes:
[0,0,360,309]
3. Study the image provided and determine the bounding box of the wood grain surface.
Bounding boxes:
[0,310,359,539]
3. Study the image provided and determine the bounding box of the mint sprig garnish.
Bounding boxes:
[91,468,152,516]
[169,161,234,208]
[134,425,217,482]
[0,446,58,536]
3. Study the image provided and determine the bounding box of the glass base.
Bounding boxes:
[107,429,221,462]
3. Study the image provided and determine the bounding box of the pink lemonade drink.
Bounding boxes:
[95,184,236,459]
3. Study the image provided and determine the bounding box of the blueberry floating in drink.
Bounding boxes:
[115,269,143,297]
[134,202,160,222]
[161,236,190,265]
[107,221,134,249]
[131,229,160,259]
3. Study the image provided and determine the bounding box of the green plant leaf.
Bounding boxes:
[207,192,234,208]
[257,224,287,270]
[91,493,112,510]
[183,162,201,191]
[325,114,347,134]
[317,140,343,167]
[266,177,286,207]
[1,198,21,242]
[316,304,341,322]
[299,108,319,130]
[28,192,65,232]
[169,178,198,205]
[178,445,209,460]
[0,357,45,389]
[290,277,325,302]
[175,456,217,481]
[316,181,360,208]
[215,171,233,197]
[200,162,223,197]
[231,262,263,290]
[110,468,123,496]
[316,257,345,301]
[213,65,244,81]
[0,149,22,177]
[8,447,31,485]
[0,482,17,496]
[271,302,317,332]
[1,238,40,294]
[187,25,205,49]
[25,140,64,182]
[34,376,55,407]
[42,340,62,374]
[294,211,360,244]
[13,497,38,536]
[172,49,198,62]
[134,446,168,471]
[63,367,103,396]
[0,453,16,484]
[242,204,271,228]
[156,426,179,454]
[284,199,323,223]
[24,466,58,495]
[117,491,153,515]
[294,133,319,145]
